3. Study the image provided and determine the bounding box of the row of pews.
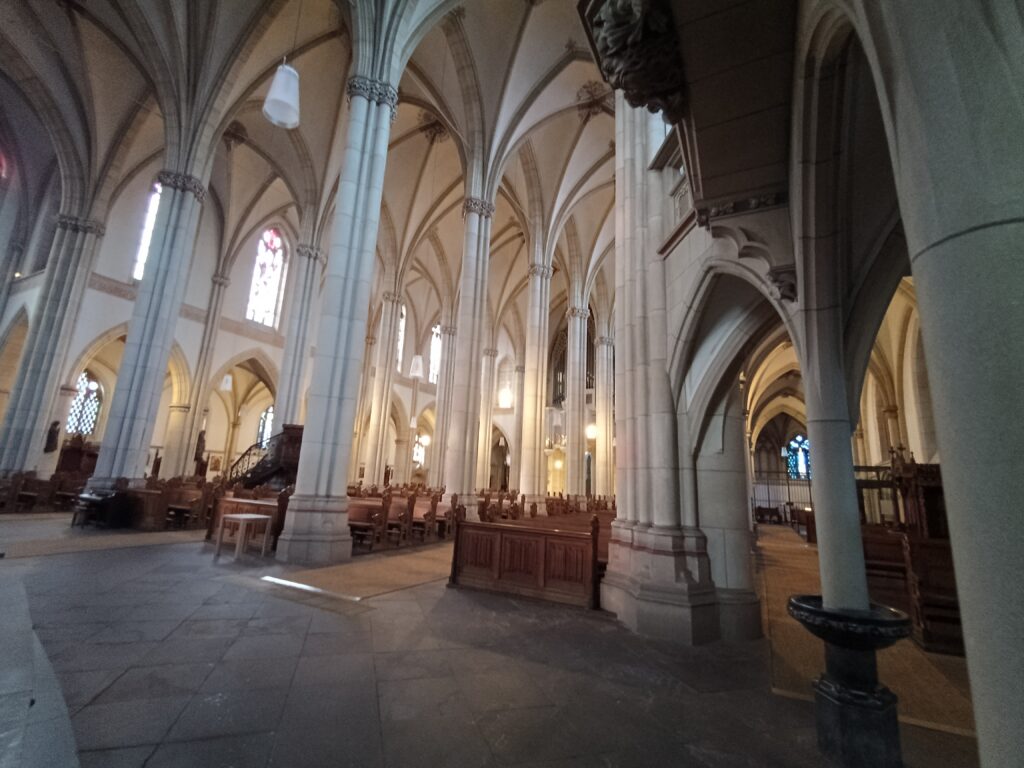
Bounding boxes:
[449,495,617,609]
[0,471,91,513]
[347,489,462,552]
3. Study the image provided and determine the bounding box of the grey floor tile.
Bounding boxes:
[169,618,249,640]
[86,621,182,645]
[292,653,375,687]
[222,633,304,661]
[302,628,373,656]
[94,663,214,704]
[374,649,453,681]
[72,696,190,751]
[382,714,497,768]
[378,676,472,722]
[165,688,288,741]
[146,732,274,768]
[78,745,156,768]
[199,656,298,693]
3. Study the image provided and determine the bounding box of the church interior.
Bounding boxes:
[0,1,1020,767]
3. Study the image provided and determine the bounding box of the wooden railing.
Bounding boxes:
[449,516,600,609]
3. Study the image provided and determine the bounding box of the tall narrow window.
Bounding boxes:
[787,435,811,479]
[246,228,288,327]
[395,304,406,372]
[412,440,425,467]
[133,182,162,280]
[257,406,275,446]
[428,323,442,383]
[66,371,102,436]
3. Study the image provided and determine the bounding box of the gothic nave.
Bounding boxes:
[0,2,1019,767]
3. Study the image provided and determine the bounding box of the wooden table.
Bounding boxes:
[216,513,273,559]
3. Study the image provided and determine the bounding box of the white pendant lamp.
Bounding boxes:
[263,61,300,129]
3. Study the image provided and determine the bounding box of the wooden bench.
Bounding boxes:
[348,497,387,551]
[862,526,911,615]
[450,514,601,608]
[903,536,963,655]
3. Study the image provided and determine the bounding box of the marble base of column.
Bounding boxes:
[716,587,762,642]
[787,595,911,768]
[601,524,719,644]
[275,493,353,565]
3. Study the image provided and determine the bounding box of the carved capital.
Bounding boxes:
[382,291,402,304]
[56,214,105,236]
[296,244,324,265]
[767,265,797,303]
[463,197,495,218]
[580,0,687,123]
[441,325,457,336]
[211,274,230,288]
[567,306,590,319]
[483,347,499,358]
[597,335,614,347]
[515,365,526,373]
[365,335,376,346]
[527,263,552,279]
[347,76,399,119]
[157,170,207,203]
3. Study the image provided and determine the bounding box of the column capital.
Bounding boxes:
[382,291,402,304]
[463,197,495,218]
[515,365,526,373]
[483,347,498,358]
[365,335,376,346]
[881,405,900,416]
[296,244,325,265]
[58,384,80,397]
[347,76,399,119]
[441,325,457,336]
[56,214,105,236]
[527,263,552,279]
[567,306,590,319]
[157,170,207,203]
[211,273,230,287]
[168,403,191,414]
[597,336,614,347]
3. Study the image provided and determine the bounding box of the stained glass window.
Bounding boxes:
[66,371,101,436]
[246,228,288,327]
[412,440,425,467]
[257,406,274,446]
[395,304,406,372]
[428,323,442,384]
[133,182,162,280]
[787,435,811,479]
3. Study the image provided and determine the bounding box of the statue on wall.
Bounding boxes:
[43,421,60,453]
[194,430,206,462]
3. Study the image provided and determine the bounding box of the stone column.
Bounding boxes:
[518,263,552,506]
[365,291,402,484]
[881,406,902,454]
[442,198,494,515]
[475,347,498,489]
[277,76,397,565]
[393,433,411,484]
[802,303,870,611]
[35,384,80,478]
[594,335,615,496]
[0,241,24,331]
[428,323,457,488]
[565,306,588,497]
[276,244,324,424]
[161,404,191,478]
[91,171,206,487]
[0,215,104,473]
[348,334,376,483]
[696,383,762,641]
[174,273,230,478]
[510,363,526,492]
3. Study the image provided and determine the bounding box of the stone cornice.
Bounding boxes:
[463,197,495,218]
[347,76,399,119]
[157,170,207,203]
[57,214,105,236]
[696,191,786,228]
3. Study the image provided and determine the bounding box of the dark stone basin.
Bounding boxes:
[787,594,911,652]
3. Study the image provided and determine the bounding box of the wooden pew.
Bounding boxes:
[450,514,600,608]
[348,496,387,551]
[861,526,911,615]
[903,536,964,655]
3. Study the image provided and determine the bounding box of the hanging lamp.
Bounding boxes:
[263,0,304,129]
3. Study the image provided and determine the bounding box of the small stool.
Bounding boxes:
[216,513,273,559]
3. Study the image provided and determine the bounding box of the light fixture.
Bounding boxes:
[220,374,233,391]
[263,62,300,129]
[585,423,598,441]
[409,354,424,380]
[553,458,564,470]
[419,433,431,447]
[497,387,513,409]
[13,272,21,279]
[780,446,789,458]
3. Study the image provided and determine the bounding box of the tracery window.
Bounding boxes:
[428,323,442,384]
[246,228,288,327]
[66,371,102,436]
[257,406,275,446]
[412,440,425,467]
[133,182,162,280]
[787,435,811,479]
[395,304,406,372]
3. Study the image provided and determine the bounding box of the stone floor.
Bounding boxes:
[2,532,981,767]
